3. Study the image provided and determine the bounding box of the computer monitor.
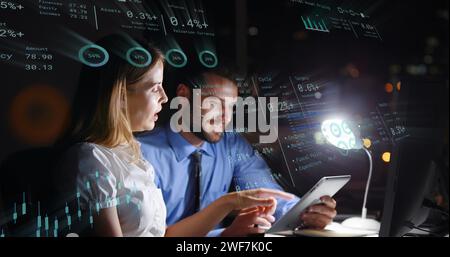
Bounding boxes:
[379,128,446,237]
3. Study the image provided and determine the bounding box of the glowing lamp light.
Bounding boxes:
[321,118,381,232]
[320,118,362,150]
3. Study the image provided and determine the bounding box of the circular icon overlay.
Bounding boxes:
[126,47,152,68]
[199,50,218,68]
[9,85,69,145]
[166,49,188,68]
[330,122,342,137]
[78,44,109,68]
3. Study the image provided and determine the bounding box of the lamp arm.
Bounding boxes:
[362,147,373,219]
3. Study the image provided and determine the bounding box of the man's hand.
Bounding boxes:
[220,188,293,236]
[299,196,337,229]
[221,206,276,237]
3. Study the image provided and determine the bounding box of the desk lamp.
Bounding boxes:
[321,118,381,232]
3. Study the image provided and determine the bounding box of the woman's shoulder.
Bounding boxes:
[55,143,116,192]
[67,142,109,153]
[62,142,117,170]
[134,126,168,146]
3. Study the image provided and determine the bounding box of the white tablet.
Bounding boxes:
[267,175,351,234]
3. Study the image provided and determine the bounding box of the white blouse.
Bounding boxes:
[65,142,166,237]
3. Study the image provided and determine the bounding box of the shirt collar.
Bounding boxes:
[165,124,213,162]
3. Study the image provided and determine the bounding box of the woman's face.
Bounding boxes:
[127,61,168,132]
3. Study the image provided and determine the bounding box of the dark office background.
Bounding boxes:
[0,0,448,221]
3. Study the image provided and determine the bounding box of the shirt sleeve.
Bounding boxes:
[229,134,300,220]
[207,228,225,237]
[73,144,119,210]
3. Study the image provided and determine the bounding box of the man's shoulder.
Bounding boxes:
[222,132,251,147]
[135,126,169,148]
[219,132,255,156]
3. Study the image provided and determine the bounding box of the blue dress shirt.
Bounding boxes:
[136,124,299,236]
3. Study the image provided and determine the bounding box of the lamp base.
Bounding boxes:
[341,217,380,232]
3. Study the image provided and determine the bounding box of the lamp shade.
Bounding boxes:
[321,118,380,232]
[321,118,363,150]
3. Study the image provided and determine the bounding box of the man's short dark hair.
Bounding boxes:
[163,61,238,104]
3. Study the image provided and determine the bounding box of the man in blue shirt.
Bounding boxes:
[136,68,337,236]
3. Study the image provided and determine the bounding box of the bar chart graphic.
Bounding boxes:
[301,16,329,33]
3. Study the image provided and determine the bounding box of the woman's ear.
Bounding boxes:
[176,83,191,98]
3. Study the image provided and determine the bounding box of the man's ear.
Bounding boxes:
[176,83,191,98]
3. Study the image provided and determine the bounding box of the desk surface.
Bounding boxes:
[265,222,379,237]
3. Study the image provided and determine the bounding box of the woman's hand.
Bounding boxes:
[224,188,295,211]
[166,188,293,237]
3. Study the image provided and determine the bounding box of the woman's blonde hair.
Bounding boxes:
[61,34,164,160]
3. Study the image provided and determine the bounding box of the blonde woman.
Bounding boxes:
[57,34,293,237]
